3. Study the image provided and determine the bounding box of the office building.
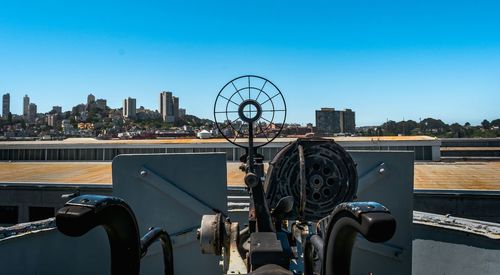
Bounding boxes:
[340,109,355,133]
[2,93,10,118]
[316,108,340,134]
[28,103,37,123]
[173,96,179,119]
[23,95,30,118]
[316,108,356,135]
[159,91,175,123]
[123,97,137,119]
[179,108,186,118]
[95,99,107,110]
[52,106,62,114]
[47,114,58,127]
[87,94,95,104]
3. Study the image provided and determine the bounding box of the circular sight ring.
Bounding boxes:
[213,75,287,148]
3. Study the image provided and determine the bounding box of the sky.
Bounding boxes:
[0,0,499,126]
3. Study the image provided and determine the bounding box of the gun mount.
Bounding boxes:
[198,75,397,274]
[52,75,397,275]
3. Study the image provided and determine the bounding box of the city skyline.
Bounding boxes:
[1,1,499,126]
[0,91,498,127]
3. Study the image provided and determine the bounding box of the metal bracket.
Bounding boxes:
[137,166,226,216]
[357,162,388,194]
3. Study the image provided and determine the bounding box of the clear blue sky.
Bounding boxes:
[1,0,499,126]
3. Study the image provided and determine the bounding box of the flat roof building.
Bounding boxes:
[23,95,30,118]
[2,93,10,118]
[159,91,174,123]
[0,136,440,161]
[316,108,356,135]
[52,106,62,114]
[123,97,136,119]
[28,103,37,123]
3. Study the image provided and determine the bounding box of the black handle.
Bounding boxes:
[322,202,396,275]
[304,202,396,275]
[56,195,141,275]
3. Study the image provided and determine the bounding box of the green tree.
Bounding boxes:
[381,120,397,135]
[449,123,464,138]
[481,119,491,129]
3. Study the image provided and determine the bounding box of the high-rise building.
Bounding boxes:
[95,99,107,110]
[72,104,86,115]
[316,108,340,135]
[173,96,179,119]
[179,108,186,118]
[2,93,10,118]
[341,109,356,133]
[23,95,30,117]
[47,114,58,127]
[28,103,37,123]
[315,108,356,135]
[123,97,137,119]
[87,94,95,104]
[159,91,175,123]
[52,106,62,114]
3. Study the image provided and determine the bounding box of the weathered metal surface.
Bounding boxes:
[226,222,248,274]
[413,211,500,239]
[265,138,358,221]
[199,213,224,255]
[414,189,500,223]
[0,218,55,240]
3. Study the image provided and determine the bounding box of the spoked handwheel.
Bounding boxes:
[214,75,287,149]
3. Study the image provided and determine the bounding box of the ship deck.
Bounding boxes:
[0,161,498,191]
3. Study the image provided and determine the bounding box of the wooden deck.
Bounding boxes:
[0,162,112,185]
[414,161,500,190]
[0,161,498,191]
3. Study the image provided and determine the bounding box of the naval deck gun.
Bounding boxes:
[1,77,499,275]
[51,75,397,275]
[198,75,397,274]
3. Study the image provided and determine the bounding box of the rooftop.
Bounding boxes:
[0,161,498,191]
[0,136,438,146]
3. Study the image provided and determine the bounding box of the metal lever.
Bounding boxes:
[271,196,294,220]
[140,227,174,275]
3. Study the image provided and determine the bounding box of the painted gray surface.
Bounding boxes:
[412,223,500,275]
[340,151,415,275]
[0,228,110,275]
[112,153,228,275]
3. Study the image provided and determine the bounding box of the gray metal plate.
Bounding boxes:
[112,153,228,275]
[349,151,414,275]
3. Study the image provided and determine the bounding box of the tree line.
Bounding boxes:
[360,118,500,138]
